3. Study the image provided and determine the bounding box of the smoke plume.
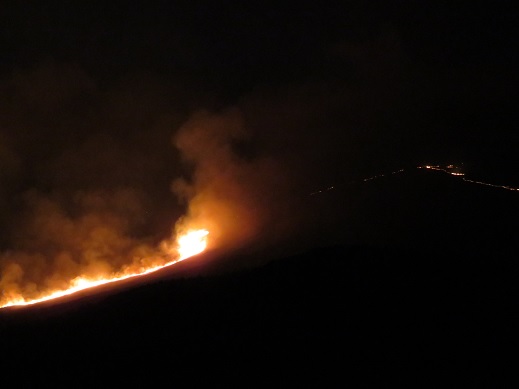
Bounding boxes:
[171,108,295,256]
[0,62,320,304]
[0,62,190,304]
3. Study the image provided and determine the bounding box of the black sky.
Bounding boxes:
[3,1,517,160]
[2,2,517,87]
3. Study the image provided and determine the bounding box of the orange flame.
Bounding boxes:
[0,229,209,309]
[177,229,209,260]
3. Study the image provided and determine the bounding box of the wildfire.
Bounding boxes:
[0,229,209,309]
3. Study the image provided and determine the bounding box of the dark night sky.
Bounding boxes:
[0,1,518,297]
[2,1,517,167]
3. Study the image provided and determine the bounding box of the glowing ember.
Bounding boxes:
[0,229,209,309]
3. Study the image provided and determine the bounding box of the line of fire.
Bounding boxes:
[0,229,209,309]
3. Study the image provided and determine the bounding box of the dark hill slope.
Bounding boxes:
[300,167,518,250]
[1,244,517,385]
[1,169,517,385]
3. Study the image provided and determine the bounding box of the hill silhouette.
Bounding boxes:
[1,245,517,385]
[1,169,517,386]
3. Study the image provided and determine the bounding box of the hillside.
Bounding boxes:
[1,243,517,386]
[1,168,517,385]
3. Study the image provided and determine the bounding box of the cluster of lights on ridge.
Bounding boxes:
[310,164,519,195]
[418,165,519,191]
[0,229,209,309]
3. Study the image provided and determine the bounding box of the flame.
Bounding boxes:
[177,229,209,260]
[0,229,209,309]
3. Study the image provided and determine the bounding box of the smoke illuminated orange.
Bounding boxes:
[0,229,209,309]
